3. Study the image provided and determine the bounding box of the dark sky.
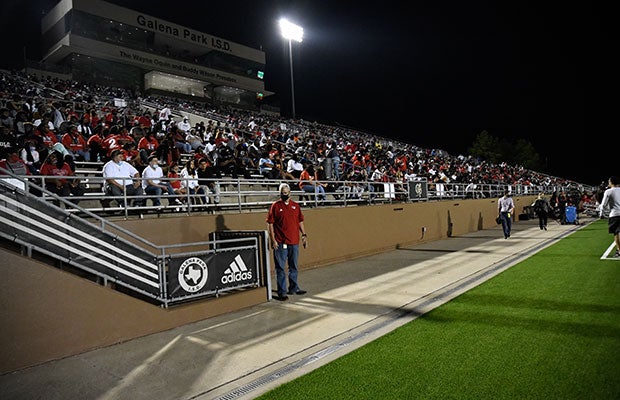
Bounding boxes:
[0,1,611,185]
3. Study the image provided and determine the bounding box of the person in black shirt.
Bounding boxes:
[196,158,220,204]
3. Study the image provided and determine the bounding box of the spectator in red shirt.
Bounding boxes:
[61,126,90,161]
[39,151,84,203]
[266,183,308,301]
[87,125,106,162]
[101,125,123,158]
[137,131,159,164]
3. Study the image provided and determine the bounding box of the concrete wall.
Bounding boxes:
[0,196,536,373]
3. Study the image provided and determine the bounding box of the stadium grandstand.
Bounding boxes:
[0,0,605,383]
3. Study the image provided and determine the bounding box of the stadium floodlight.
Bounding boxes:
[279,18,303,118]
[279,18,304,43]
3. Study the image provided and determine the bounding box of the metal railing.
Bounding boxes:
[2,169,583,218]
[0,169,269,307]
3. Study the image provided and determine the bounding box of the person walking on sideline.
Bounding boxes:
[498,189,514,239]
[532,194,551,230]
[599,176,620,258]
[267,183,308,301]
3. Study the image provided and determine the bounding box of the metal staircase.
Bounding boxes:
[0,169,270,307]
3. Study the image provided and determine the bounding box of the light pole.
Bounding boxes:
[279,18,303,119]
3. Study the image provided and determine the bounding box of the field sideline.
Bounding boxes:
[257,219,620,400]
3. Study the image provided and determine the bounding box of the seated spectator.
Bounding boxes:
[61,125,90,161]
[186,128,204,150]
[102,149,144,208]
[180,158,203,204]
[259,151,279,179]
[0,146,31,190]
[274,153,296,180]
[177,116,191,135]
[216,139,241,178]
[299,165,327,201]
[196,157,220,204]
[122,142,143,171]
[235,137,255,169]
[167,162,186,197]
[19,140,41,174]
[39,151,84,204]
[142,155,180,207]
[0,126,18,160]
[170,126,192,154]
[137,130,159,164]
[286,154,304,179]
[86,125,106,162]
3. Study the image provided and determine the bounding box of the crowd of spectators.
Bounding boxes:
[1,69,590,208]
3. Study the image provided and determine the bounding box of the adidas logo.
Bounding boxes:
[221,254,253,284]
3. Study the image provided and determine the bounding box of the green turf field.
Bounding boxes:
[257,220,620,399]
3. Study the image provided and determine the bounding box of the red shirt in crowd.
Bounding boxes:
[61,131,87,152]
[137,136,159,152]
[168,171,182,190]
[102,133,123,156]
[39,161,73,185]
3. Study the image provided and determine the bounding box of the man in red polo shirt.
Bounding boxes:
[266,183,308,301]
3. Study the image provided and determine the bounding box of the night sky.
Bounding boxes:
[0,1,611,185]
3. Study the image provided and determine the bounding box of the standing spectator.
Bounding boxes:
[158,104,171,122]
[599,176,620,258]
[498,189,515,239]
[532,194,551,230]
[141,155,180,207]
[50,102,66,131]
[102,149,144,208]
[266,183,308,301]
[557,191,568,223]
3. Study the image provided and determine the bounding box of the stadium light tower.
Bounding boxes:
[279,18,303,119]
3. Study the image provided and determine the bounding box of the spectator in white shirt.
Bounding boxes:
[177,117,191,134]
[286,154,304,178]
[142,155,180,207]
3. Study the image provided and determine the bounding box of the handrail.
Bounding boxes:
[2,166,587,219]
[0,167,267,306]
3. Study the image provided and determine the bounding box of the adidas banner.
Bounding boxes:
[167,249,257,298]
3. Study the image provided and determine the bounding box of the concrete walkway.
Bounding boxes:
[0,218,589,400]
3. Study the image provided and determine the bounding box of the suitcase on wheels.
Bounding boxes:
[564,205,577,224]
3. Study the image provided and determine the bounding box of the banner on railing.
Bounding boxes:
[408,179,428,201]
[167,248,257,297]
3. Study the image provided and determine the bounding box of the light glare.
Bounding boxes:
[279,18,303,42]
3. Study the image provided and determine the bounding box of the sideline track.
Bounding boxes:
[0,218,591,400]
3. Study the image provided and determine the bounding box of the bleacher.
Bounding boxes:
[1,68,596,221]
